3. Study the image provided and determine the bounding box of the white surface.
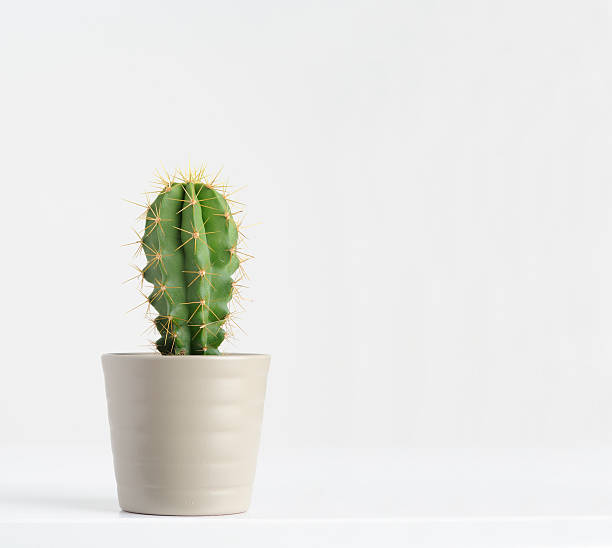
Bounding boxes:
[1,0,611,451]
[1,444,612,547]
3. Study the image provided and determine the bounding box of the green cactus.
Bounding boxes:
[132,167,245,355]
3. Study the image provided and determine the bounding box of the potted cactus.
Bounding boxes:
[102,167,270,516]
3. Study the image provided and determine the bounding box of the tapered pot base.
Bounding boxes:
[118,485,252,516]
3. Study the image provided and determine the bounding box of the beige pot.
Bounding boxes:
[101,353,270,516]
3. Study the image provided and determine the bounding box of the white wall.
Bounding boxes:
[1,0,610,448]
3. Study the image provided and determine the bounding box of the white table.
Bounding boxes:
[1,444,611,547]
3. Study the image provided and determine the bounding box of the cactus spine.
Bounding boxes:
[135,167,243,355]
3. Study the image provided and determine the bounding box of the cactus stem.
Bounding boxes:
[184,298,220,323]
[167,334,176,352]
[141,240,170,274]
[156,315,181,347]
[144,204,169,236]
[174,223,213,236]
[170,195,217,211]
[175,185,201,213]
[140,238,156,254]
[173,223,216,252]
[184,268,219,288]
[150,280,179,303]
[142,247,168,274]
[133,165,245,354]
[189,321,215,339]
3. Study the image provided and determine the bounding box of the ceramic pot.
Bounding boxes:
[101,353,270,515]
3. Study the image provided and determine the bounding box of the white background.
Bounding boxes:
[0,0,610,451]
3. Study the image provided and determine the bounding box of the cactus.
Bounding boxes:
[129,167,246,355]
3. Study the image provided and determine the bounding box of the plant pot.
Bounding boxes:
[101,353,270,516]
